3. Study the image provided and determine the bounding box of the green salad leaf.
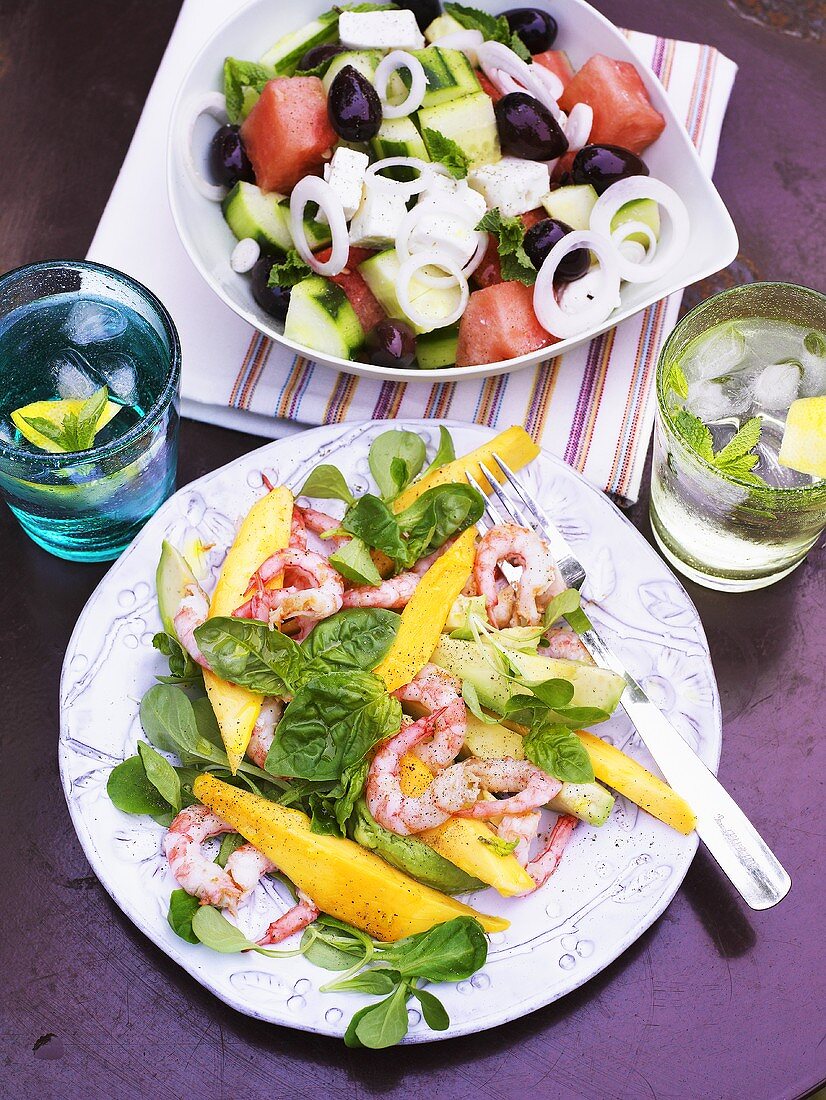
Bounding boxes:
[342,494,409,561]
[167,889,201,944]
[328,537,383,585]
[444,2,531,61]
[194,616,303,696]
[223,58,270,123]
[20,386,110,452]
[394,484,485,565]
[476,209,536,285]
[137,741,182,813]
[369,429,427,501]
[421,128,470,179]
[107,755,174,819]
[302,608,399,673]
[298,464,356,504]
[541,588,591,634]
[267,249,313,290]
[424,426,456,476]
[152,631,203,685]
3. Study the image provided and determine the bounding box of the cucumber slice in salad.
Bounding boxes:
[370,116,430,174]
[541,185,599,231]
[416,325,460,369]
[424,13,466,42]
[222,182,292,252]
[418,92,501,169]
[322,49,384,92]
[358,250,458,337]
[408,47,481,109]
[284,276,365,358]
[259,14,339,76]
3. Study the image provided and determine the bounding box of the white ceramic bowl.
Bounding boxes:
[167,0,739,382]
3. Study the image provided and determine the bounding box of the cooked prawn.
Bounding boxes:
[300,507,348,552]
[496,811,542,866]
[232,548,344,633]
[451,758,562,819]
[542,627,593,664]
[173,581,212,670]
[246,698,282,769]
[342,570,420,610]
[289,507,308,551]
[524,813,577,891]
[474,524,565,627]
[394,665,466,770]
[163,804,275,912]
[258,892,320,946]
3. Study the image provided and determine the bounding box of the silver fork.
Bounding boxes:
[466,455,791,911]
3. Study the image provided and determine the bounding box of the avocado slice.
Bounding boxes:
[156,540,199,638]
[350,800,485,895]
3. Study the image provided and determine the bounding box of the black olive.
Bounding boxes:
[250,257,290,322]
[523,218,589,281]
[494,92,568,161]
[396,0,441,31]
[298,43,346,72]
[366,319,417,368]
[571,144,649,194]
[209,125,254,187]
[327,65,383,143]
[503,8,558,53]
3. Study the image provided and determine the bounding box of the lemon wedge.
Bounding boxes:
[778,396,826,478]
[11,396,121,453]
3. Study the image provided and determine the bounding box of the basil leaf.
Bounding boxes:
[194,617,303,695]
[345,983,410,1049]
[523,724,594,783]
[369,429,427,501]
[140,683,201,761]
[328,969,400,995]
[527,678,575,710]
[412,987,450,1031]
[215,832,245,868]
[550,705,611,727]
[267,249,313,290]
[394,483,484,564]
[107,755,172,817]
[302,608,399,673]
[137,741,182,812]
[191,906,257,953]
[380,916,488,982]
[167,889,200,944]
[266,671,401,782]
[299,464,355,504]
[343,494,408,562]
[424,426,456,476]
[152,631,203,685]
[328,537,383,586]
[223,57,270,123]
[421,128,470,179]
[502,694,550,727]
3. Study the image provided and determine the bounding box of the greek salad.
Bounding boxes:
[189,2,690,369]
[109,425,696,1046]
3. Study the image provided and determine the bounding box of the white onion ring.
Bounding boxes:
[230,237,261,273]
[289,176,349,276]
[397,252,469,330]
[185,92,229,202]
[478,41,563,121]
[590,177,690,283]
[533,231,622,338]
[431,29,485,65]
[530,64,564,103]
[610,219,658,261]
[374,51,427,119]
[396,196,485,286]
[366,157,434,199]
[564,102,593,152]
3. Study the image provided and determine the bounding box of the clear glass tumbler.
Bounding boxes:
[651,282,826,591]
[0,261,181,561]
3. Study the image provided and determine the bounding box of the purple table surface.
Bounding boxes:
[0,2,824,1098]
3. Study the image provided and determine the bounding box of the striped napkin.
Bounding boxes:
[88,0,737,503]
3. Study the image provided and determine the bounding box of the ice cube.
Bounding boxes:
[0,420,16,445]
[684,323,746,382]
[752,419,812,488]
[799,345,826,398]
[53,349,101,398]
[752,362,801,411]
[96,352,138,404]
[685,376,752,422]
[64,300,127,345]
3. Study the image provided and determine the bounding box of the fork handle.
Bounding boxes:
[581,630,791,911]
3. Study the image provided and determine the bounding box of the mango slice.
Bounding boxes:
[203,486,293,772]
[193,774,508,941]
[373,526,477,692]
[391,425,540,511]
[400,754,535,897]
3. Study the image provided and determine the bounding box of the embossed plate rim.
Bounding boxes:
[59,420,721,1041]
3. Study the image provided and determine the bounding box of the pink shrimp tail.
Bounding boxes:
[257,898,320,945]
[525,814,578,891]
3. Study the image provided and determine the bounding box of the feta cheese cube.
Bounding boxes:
[338,10,425,51]
[348,181,409,248]
[420,175,488,223]
[467,158,551,218]
[413,178,489,265]
[317,147,370,223]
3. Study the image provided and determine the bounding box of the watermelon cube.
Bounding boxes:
[456,282,557,366]
[559,55,666,154]
[240,76,337,194]
[533,50,574,90]
[315,247,385,333]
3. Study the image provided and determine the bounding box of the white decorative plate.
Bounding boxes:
[59,421,721,1041]
[167,0,738,382]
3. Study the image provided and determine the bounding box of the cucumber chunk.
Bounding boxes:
[418,92,501,169]
[284,275,365,359]
[322,49,384,92]
[416,325,459,369]
[259,15,339,76]
[407,47,481,109]
[424,13,466,42]
[358,250,460,336]
[541,184,598,231]
[222,182,292,252]
[370,117,430,180]
[156,541,198,638]
[610,198,661,245]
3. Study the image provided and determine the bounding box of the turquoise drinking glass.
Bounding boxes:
[0,261,181,561]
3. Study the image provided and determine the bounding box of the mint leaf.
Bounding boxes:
[444,2,531,61]
[673,408,714,462]
[670,363,689,400]
[268,249,313,290]
[804,331,825,357]
[223,58,270,124]
[476,208,536,286]
[75,386,109,449]
[713,454,763,485]
[421,128,470,179]
[19,415,73,449]
[328,536,383,586]
[714,416,762,464]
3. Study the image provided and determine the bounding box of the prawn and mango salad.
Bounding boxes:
[108,424,696,1047]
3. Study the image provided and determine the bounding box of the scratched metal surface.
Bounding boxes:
[0,1,824,1098]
